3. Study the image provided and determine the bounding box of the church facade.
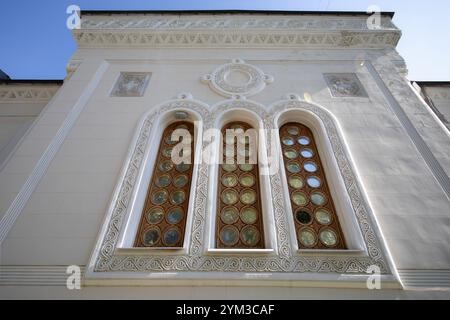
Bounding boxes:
[1,10,450,299]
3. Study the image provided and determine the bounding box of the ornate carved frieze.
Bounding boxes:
[110,72,151,97]
[201,59,273,98]
[324,73,368,97]
[74,14,401,49]
[81,15,398,31]
[0,85,60,103]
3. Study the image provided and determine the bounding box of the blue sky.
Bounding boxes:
[0,0,448,81]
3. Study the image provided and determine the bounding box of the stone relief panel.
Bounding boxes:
[201,59,273,98]
[111,72,151,97]
[324,73,368,98]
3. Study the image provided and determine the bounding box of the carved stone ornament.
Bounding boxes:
[86,94,395,285]
[324,73,368,97]
[111,72,151,97]
[74,14,401,49]
[201,59,273,98]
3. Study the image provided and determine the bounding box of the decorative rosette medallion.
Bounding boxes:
[201,59,274,98]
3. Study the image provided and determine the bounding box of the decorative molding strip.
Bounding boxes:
[73,30,401,49]
[427,89,450,101]
[398,269,450,289]
[0,85,60,103]
[368,56,450,200]
[81,15,398,31]
[0,266,85,286]
[0,62,109,244]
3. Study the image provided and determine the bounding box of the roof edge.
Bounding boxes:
[80,9,395,18]
[413,81,450,87]
[0,79,64,85]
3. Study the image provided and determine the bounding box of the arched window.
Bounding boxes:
[134,121,194,248]
[216,121,265,248]
[279,122,346,249]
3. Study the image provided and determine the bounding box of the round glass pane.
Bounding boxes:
[165,134,178,145]
[287,162,301,173]
[282,136,294,146]
[221,207,239,224]
[179,148,191,158]
[315,209,332,225]
[238,135,250,145]
[320,228,337,246]
[170,190,186,205]
[298,136,310,146]
[287,126,299,135]
[238,148,251,157]
[304,161,317,173]
[222,174,238,187]
[292,191,308,206]
[159,160,173,172]
[311,192,327,206]
[142,227,160,246]
[225,147,234,157]
[239,164,254,172]
[239,173,255,187]
[296,210,312,224]
[167,207,184,224]
[155,175,171,188]
[176,162,190,172]
[241,189,256,205]
[298,228,317,247]
[230,124,244,130]
[240,207,258,224]
[300,148,314,158]
[284,149,297,159]
[307,176,321,188]
[173,175,188,188]
[220,225,239,246]
[162,147,173,158]
[151,190,168,205]
[225,135,236,145]
[222,163,237,172]
[222,189,238,205]
[241,226,260,246]
[288,176,304,189]
[176,124,189,130]
[163,227,181,246]
[146,207,164,224]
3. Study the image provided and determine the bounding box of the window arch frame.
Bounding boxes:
[273,107,366,253]
[116,107,204,254]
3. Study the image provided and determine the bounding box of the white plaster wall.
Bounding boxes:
[1,47,450,297]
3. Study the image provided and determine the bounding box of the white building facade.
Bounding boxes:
[1,11,450,299]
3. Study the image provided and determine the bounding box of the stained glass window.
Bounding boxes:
[134,121,194,248]
[216,122,265,248]
[279,122,346,249]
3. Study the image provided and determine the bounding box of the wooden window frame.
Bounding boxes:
[279,122,346,249]
[215,121,266,249]
[134,121,194,248]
